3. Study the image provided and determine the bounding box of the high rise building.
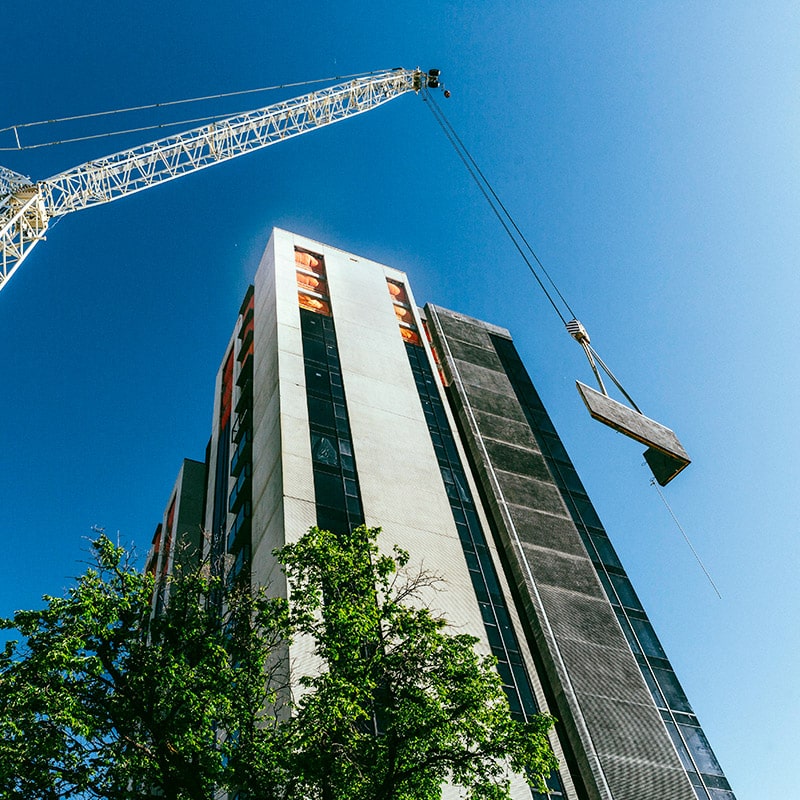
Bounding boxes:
[149,229,734,800]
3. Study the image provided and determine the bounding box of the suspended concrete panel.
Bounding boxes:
[575,381,690,486]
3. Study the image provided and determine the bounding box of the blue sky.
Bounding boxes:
[2,3,798,796]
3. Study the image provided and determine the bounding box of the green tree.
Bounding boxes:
[0,536,288,800]
[273,525,557,800]
[0,527,558,800]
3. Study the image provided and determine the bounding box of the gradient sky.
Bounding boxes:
[2,3,798,796]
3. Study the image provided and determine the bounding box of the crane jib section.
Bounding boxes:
[0,68,430,291]
[41,70,420,216]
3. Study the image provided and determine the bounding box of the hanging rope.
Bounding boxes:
[422,87,642,408]
[649,473,722,598]
[0,70,380,151]
[423,87,574,326]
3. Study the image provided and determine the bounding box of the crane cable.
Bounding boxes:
[649,473,722,599]
[424,88,718,597]
[423,88,574,326]
[422,87,641,410]
[0,69,383,152]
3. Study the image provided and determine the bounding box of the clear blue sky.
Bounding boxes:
[2,3,797,796]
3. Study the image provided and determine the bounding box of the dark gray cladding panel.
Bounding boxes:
[500,474,566,518]
[427,304,696,800]
[451,357,514,395]
[540,587,633,649]
[444,334,504,370]
[482,438,552,482]
[472,410,542,452]
[506,504,588,557]
[458,382,530,422]
[523,545,608,597]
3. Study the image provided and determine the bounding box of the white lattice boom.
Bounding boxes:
[0,68,432,293]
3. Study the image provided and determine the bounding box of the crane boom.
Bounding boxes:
[0,68,436,293]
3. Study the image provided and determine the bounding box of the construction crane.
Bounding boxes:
[0,65,690,484]
[0,68,441,293]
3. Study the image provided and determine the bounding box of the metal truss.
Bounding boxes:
[0,68,425,293]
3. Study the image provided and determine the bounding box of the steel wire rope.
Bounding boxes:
[424,89,576,325]
[0,69,382,151]
[423,87,643,410]
[0,112,261,152]
[649,474,722,599]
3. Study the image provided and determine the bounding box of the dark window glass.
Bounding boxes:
[314,469,345,511]
[479,602,495,625]
[312,434,339,467]
[630,617,667,659]
[300,308,364,536]
[302,337,327,365]
[708,788,736,800]
[560,468,585,495]
[597,571,618,605]
[317,506,349,535]
[590,534,623,569]
[636,657,666,708]
[506,688,523,718]
[615,609,641,654]
[663,720,695,772]
[653,666,693,713]
[457,524,474,547]
[346,495,363,516]
[680,725,725,776]
[572,497,602,528]
[609,573,643,610]
[464,551,480,573]
[307,396,336,431]
[512,662,537,709]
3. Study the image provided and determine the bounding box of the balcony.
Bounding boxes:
[227,500,252,553]
[237,326,254,361]
[236,355,253,388]
[229,463,252,514]
[238,302,254,337]
[232,407,251,444]
[230,428,252,477]
[234,381,252,414]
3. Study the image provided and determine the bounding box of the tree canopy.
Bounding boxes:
[0,526,557,800]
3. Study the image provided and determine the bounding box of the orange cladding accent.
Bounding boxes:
[298,292,331,316]
[400,327,421,345]
[220,349,235,429]
[296,272,326,293]
[295,249,323,273]
[394,305,413,323]
[386,279,409,304]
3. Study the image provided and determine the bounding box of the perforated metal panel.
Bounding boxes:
[427,305,698,800]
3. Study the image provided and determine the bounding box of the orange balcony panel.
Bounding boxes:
[394,305,413,324]
[298,292,331,316]
[296,271,328,295]
[387,279,409,304]
[400,327,421,346]
[295,249,324,274]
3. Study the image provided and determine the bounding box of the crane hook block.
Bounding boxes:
[566,318,590,345]
[576,381,691,485]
